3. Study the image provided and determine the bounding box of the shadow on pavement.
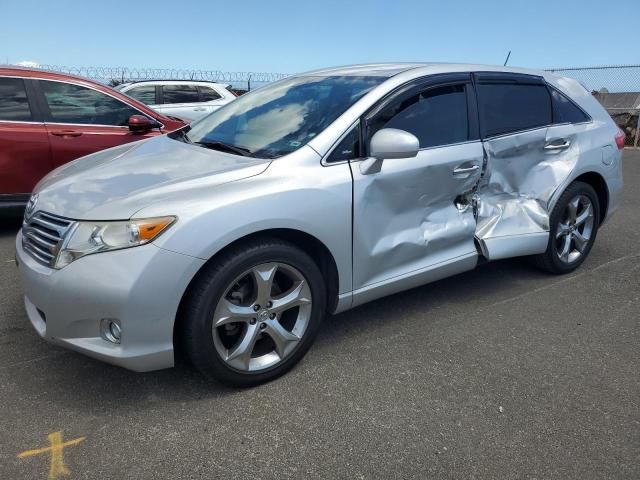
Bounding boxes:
[7,256,553,410]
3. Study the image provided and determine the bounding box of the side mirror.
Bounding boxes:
[128,114,160,133]
[369,128,419,160]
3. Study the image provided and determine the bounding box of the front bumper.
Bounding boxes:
[15,230,205,372]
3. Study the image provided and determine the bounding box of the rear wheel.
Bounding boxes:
[181,238,326,387]
[531,181,600,274]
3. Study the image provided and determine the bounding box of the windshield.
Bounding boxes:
[183,75,385,158]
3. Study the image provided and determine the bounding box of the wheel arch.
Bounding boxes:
[173,228,341,355]
[573,171,609,225]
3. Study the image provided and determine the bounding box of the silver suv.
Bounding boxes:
[116,80,236,121]
[16,64,624,386]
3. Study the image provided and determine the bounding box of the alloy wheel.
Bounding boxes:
[555,194,595,264]
[212,262,313,372]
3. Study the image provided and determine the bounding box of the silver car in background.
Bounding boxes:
[116,80,236,121]
[16,63,624,386]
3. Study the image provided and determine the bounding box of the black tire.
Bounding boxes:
[181,237,326,387]
[530,181,600,274]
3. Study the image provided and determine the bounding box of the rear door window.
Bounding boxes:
[126,85,156,105]
[368,84,469,149]
[161,85,200,104]
[40,80,140,126]
[0,77,33,121]
[476,82,552,137]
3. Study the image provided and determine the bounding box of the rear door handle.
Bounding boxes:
[544,138,571,150]
[453,164,480,176]
[50,130,83,137]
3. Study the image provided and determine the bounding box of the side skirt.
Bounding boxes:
[349,252,478,310]
[476,232,549,261]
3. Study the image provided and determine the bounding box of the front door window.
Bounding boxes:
[41,80,140,126]
[350,79,482,293]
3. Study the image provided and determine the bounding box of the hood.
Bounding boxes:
[34,135,270,220]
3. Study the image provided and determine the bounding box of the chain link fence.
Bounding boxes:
[546,65,640,147]
[25,63,640,147]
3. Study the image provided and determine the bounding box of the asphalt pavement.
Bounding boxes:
[1,151,638,479]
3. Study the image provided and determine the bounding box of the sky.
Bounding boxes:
[1,0,636,74]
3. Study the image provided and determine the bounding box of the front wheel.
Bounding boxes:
[531,181,600,274]
[181,238,326,387]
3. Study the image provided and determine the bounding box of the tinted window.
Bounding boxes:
[126,85,156,105]
[200,86,222,101]
[0,77,32,121]
[370,84,468,148]
[185,75,385,158]
[162,85,200,104]
[327,124,361,162]
[477,83,551,137]
[41,81,140,126]
[550,88,589,124]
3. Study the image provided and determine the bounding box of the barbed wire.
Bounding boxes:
[25,63,640,146]
[31,63,640,93]
[37,64,292,89]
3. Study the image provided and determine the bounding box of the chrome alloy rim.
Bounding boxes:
[212,262,313,372]
[555,194,595,264]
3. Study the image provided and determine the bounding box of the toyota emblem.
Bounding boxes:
[25,193,39,219]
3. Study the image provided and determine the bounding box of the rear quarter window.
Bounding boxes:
[550,88,590,124]
[476,83,552,137]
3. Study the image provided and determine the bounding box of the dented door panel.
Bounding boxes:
[474,124,584,260]
[350,141,483,291]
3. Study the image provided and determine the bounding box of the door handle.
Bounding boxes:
[544,139,571,150]
[193,107,206,111]
[453,164,480,175]
[50,130,83,137]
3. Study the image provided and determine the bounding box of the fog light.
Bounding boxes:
[100,318,122,344]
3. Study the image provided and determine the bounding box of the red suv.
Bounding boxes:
[0,67,186,210]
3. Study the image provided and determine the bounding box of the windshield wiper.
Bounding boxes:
[194,140,253,157]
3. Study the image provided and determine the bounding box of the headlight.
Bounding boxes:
[55,216,176,269]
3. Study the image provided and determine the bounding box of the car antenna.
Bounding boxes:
[503,50,511,66]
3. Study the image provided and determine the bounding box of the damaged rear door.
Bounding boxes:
[472,72,574,260]
[349,74,482,304]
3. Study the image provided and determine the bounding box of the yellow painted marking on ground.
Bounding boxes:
[18,431,86,480]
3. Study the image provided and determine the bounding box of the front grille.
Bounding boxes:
[22,211,75,267]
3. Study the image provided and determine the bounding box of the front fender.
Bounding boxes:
[138,149,354,295]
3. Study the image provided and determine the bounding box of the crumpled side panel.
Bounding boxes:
[475,193,549,239]
[475,126,580,259]
[351,142,484,288]
[362,199,476,272]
